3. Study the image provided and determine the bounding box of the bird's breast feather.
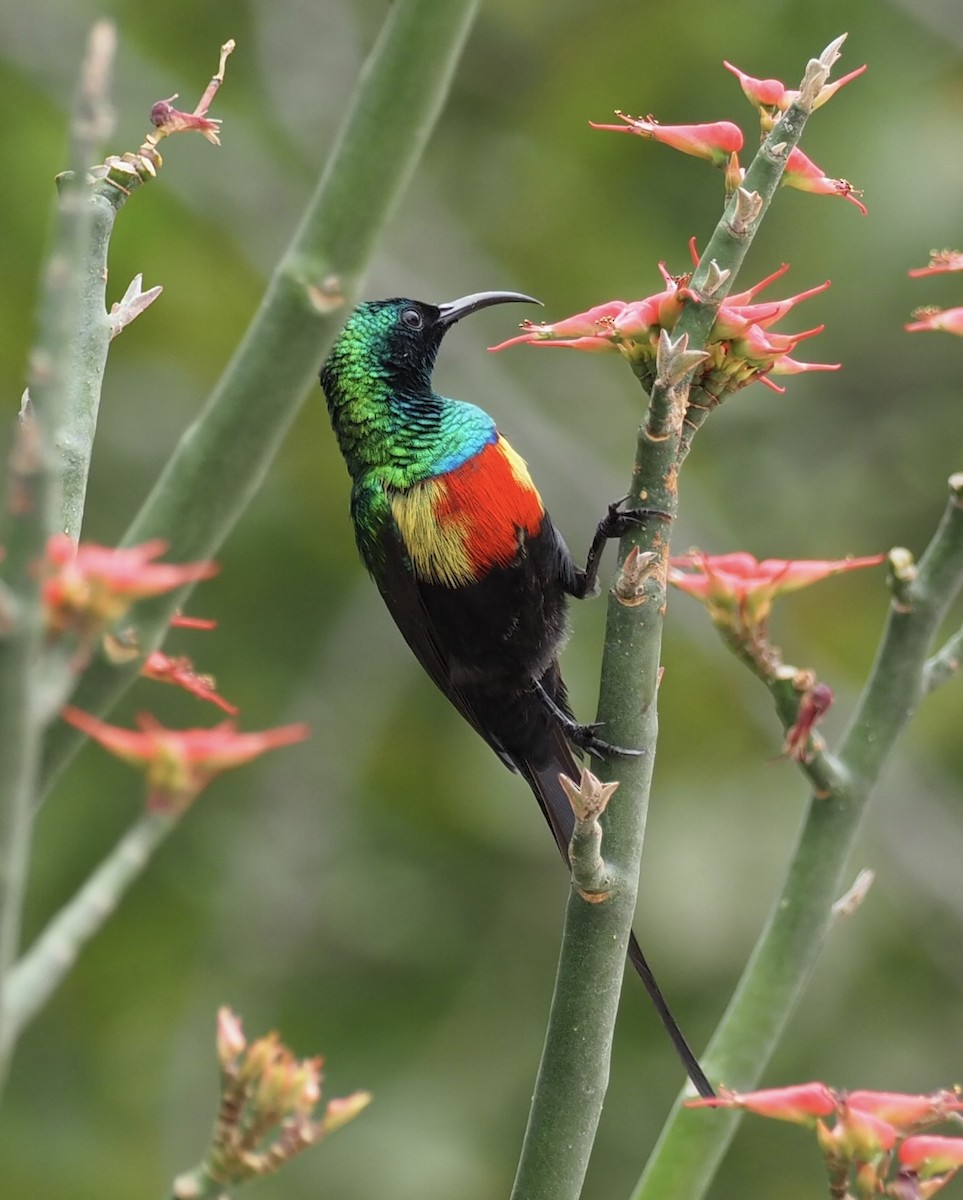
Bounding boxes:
[390,437,545,587]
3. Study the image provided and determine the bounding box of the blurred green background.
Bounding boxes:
[2,1,962,1197]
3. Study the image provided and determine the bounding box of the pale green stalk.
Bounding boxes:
[0,21,116,1094]
[508,39,842,1197]
[3,809,177,1040]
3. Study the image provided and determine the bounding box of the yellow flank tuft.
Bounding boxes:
[391,479,476,587]
[497,437,540,500]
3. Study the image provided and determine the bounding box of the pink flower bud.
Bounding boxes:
[668,552,885,631]
[216,1007,247,1068]
[908,250,963,277]
[590,112,744,167]
[905,306,963,336]
[60,708,309,812]
[724,61,789,110]
[900,1135,963,1178]
[687,1081,837,1125]
[848,1089,963,1132]
[783,148,867,215]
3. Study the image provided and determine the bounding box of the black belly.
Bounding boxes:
[417,521,573,767]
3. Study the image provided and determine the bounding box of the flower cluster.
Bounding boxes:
[667,551,885,638]
[589,55,866,211]
[906,250,963,337]
[42,534,217,640]
[172,1008,370,1196]
[38,534,310,809]
[724,59,867,127]
[62,708,308,813]
[688,1082,963,1199]
[491,258,839,398]
[493,53,868,397]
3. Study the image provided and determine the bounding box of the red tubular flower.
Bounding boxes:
[724,61,790,110]
[493,257,833,396]
[783,148,867,214]
[769,354,841,377]
[848,1090,963,1132]
[905,306,963,336]
[668,551,885,631]
[725,60,866,119]
[141,650,239,715]
[43,535,218,636]
[589,112,744,167]
[728,322,827,375]
[61,707,309,812]
[828,1102,899,1161]
[489,301,628,352]
[717,279,832,336]
[687,1082,837,1126]
[908,250,963,277]
[899,1136,963,1178]
[725,261,792,304]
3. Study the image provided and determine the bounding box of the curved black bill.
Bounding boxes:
[436,290,542,328]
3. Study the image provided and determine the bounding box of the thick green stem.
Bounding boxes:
[510,44,831,1199]
[2,809,177,1041]
[631,477,963,1200]
[38,0,482,799]
[0,22,116,1093]
[56,186,116,540]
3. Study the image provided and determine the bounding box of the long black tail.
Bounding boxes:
[523,750,715,1099]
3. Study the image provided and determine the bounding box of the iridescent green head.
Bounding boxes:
[320,291,540,402]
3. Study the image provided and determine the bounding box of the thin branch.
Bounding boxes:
[923,625,963,695]
[2,809,177,1042]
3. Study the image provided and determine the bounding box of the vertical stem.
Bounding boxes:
[0,22,116,1094]
[511,42,837,1193]
[511,356,684,1200]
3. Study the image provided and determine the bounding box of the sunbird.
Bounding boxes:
[320,290,713,1098]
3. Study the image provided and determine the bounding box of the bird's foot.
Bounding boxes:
[562,716,644,762]
[598,495,671,541]
[533,678,643,759]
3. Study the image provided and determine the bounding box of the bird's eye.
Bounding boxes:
[401,307,424,330]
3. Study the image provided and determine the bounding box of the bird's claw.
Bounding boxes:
[565,718,644,761]
[598,496,671,541]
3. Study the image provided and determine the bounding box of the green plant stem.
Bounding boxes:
[924,624,963,694]
[56,185,116,541]
[37,0,481,800]
[631,477,963,1200]
[0,417,49,1090]
[2,808,177,1041]
[0,22,116,1094]
[510,53,824,1200]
